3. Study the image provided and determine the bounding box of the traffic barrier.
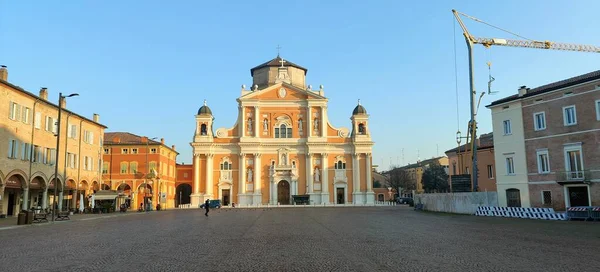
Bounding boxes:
[567,207,591,221]
[590,207,600,221]
[474,206,569,221]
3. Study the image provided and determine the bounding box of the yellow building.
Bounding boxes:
[190,56,375,206]
[0,66,106,216]
[397,157,449,193]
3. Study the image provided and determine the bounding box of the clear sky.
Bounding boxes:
[2,1,599,171]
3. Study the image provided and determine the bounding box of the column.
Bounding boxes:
[254,153,261,205]
[240,106,245,136]
[253,106,259,137]
[58,191,64,211]
[22,188,29,210]
[322,153,329,203]
[206,154,214,197]
[306,153,313,194]
[321,106,327,137]
[366,153,372,192]
[239,153,246,194]
[193,155,200,194]
[352,153,360,193]
[42,189,48,209]
[306,105,312,137]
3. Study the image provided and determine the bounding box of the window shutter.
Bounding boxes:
[35,112,41,129]
[9,102,14,120]
[15,104,21,122]
[7,139,13,158]
[90,132,94,145]
[53,118,58,134]
[67,124,72,138]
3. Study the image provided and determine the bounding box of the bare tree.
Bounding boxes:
[386,168,414,197]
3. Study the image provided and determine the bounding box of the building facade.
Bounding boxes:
[396,157,449,194]
[1,66,106,217]
[490,71,600,210]
[189,56,375,206]
[175,163,193,207]
[445,133,497,193]
[102,133,179,210]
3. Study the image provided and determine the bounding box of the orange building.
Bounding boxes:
[189,56,375,207]
[175,163,193,207]
[102,132,178,210]
[445,133,497,192]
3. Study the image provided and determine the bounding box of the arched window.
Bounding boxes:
[358,123,365,134]
[275,124,292,138]
[200,124,207,135]
[220,161,231,170]
[335,160,346,170]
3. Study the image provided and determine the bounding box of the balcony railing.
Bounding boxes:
[556,170,592,183]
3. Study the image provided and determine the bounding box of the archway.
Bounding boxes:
[29,176,47,209]
[176,184,192,206]
[65,179,76,211]
[3,173,26,216]
[137,183,153,211]
[506,188,522,207]
[117,183,132,209]
[101,184,111,190]
[48,177,63,211]
[277,180,290,205]
[91,181,100,193]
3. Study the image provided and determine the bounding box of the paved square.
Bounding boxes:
[1,207,599,271]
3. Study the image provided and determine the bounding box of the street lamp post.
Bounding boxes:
[145,137,157,211]
[52,92,79,222]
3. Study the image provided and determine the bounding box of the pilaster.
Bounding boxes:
[253,153,262,205]
[321,153,330,204]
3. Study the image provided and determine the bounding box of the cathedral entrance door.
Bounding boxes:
[222,189,230,206]
[277,180,290,204]
[337,188,345,204]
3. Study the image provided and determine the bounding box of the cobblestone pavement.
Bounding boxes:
[1,206,599,272]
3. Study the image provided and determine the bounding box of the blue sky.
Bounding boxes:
[2,1,599,170]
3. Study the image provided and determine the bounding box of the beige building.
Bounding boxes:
[0,66,106,217]
[189,56,375,206]
[445,133,497,193]
[397,156,449,194]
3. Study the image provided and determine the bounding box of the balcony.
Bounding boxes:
[220,170,233,181]
[556,170,592,184]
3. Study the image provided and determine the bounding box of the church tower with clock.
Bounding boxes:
[189,55,374,206]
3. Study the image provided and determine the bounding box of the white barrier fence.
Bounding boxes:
[177,202,397,209]
[475,206,567,221]
[414,192,498,214]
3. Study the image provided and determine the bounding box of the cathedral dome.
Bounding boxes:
[352,100,367,115]
[197,100,212,115]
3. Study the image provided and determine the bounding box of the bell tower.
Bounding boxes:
[194,100,214,142]
[350,99,370,141]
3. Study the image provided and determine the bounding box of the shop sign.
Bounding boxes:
[6,177,22,188]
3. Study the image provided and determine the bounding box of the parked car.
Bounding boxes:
[397,197,414,205]
[200,200,222,209]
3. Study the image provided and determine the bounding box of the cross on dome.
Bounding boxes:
[279,58,286,68]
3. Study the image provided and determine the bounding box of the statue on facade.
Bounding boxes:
[247,118,253,133]
[263,119,268,131]
[314,118,319,130]
[247,168,253,182]
[314,167,320,182]
[298,119,303,131]
[281,153,287,165]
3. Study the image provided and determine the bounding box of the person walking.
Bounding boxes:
[204,199,210,217]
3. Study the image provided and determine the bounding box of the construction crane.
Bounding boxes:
[452,9,600,192]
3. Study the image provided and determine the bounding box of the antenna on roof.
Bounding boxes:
[276,45,282,57]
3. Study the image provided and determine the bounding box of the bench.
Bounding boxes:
[56,211,70,221]
[33,212,48,223]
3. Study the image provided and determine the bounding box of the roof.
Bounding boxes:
[0,79,108,129]
[353,104,367,115]
[445,133,494,154]
[197,100,212,115]
[250,56,308,76]
[488,70,600,107]
[103,132,179,154]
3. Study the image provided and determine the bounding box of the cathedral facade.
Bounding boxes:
[189,56,374,206]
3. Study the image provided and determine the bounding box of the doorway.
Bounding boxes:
[336,188,345,204]
[7,192,16,216]
[222,189,230,206]
[277,180,290,204]
[506,188,521,207]
[567,186,590,207]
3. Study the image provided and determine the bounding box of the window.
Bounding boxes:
[84,156,94,171]
[200,124,207,135]
[487,165,494,179]
[34,112,41,129]
[9,102,20,120]
[150,148,157,154]
[503,120,511,135]
[21,107,30,124]
[564,145,584,180]
[45,148,56,165]
[220,161,232,170]
[563,105,577,126]
[506,157,515,175]
[132,148,138,154]
[67,153,78,169]
[104,148,110,154]
[334,160,346,169]
[358,123,365,134]
[102,162,109,174]
[149,161,157,171]
[33,145,41,163]
[596,100,600,121]
[120,162,128,174]
[84,131,94,144]
[122,148,129,154]
[533,112,546,131]
[21,143,30,161]
[45,116,54,132]
[130,162,138,173]
[536,150,550,174]
[7,139,19,159]
[542,190,552,206]
[67,124,77,139]
[452,163,457,175]
[274,124,292,138]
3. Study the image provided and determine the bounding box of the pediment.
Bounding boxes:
[241,83,325,101]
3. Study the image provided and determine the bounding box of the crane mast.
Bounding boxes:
[452,9,600,192]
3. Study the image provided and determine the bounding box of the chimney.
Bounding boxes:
[172,145,176,150]
[0,65,7,81]
[59,96,67,109]
[39,87,48,100]
[93,113,99,123]
[113,136,121,143]
[161,138,165,144]
[518,85,527,97]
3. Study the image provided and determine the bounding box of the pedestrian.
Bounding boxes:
[204,199,210,217]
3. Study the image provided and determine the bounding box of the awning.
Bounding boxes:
[92,190,119,200]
